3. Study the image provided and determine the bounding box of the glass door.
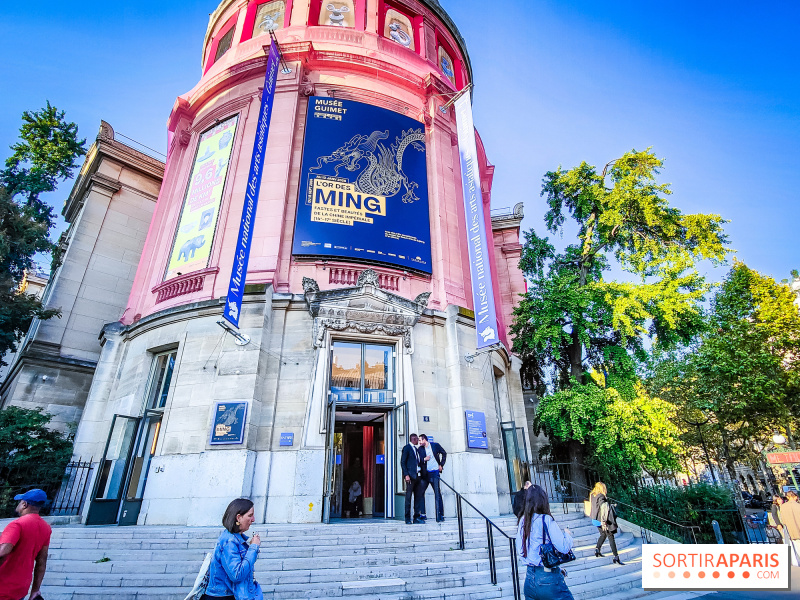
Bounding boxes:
[322,394,338,524]
[502,423,528,493]
[86,415,140,525]
[118,412,162,526]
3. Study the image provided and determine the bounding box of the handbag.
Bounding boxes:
[539,515,576,569]
[183,552,212,600]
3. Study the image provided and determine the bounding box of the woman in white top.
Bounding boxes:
[516,485,575,600]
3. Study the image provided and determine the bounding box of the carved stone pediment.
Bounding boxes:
[303,270,430,351]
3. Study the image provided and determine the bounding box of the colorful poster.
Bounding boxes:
[292,97,432,274]
[165,115,239,281]
[210,401,248,445]
[223,43,280,328]
[454,94,500,349]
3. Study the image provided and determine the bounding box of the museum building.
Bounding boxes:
[2,0,531,526]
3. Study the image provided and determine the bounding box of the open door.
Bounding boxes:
[86,415,140,525]
[322,394,337,524]
[118,412,162,525]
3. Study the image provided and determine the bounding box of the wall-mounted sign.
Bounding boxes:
[454,94,500,349]
[376,454,385,464]
[292,96,432,274]
[166,115,239,281]
[423,416,430,422]
[465,410,488,449]
[210,401,248,445]
[223,43,281,327]
[279,432,294,446]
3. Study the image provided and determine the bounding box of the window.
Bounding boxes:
[330,341,395,404]
[252,0,287,37]
[438,45,456,87]
[319,1,355,27]
[383,8,414,50]
[145,351,177,410]
[215,26,236,62]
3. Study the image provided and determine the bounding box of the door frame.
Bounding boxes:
[85,414,141,526]
[118,410,163,526]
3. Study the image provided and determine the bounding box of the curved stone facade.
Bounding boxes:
[67,0,529,526]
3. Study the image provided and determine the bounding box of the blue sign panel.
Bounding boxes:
[223,43,281,328]
[376,454,385,464]
[279,432,294,446]
[210,401,248,445]
[292,97,432,274]
[465,410,488,449]
[454,95,500,349]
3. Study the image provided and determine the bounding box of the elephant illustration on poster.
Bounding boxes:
[177,235,206,262]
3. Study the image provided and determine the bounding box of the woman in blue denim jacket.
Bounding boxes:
[203,498,263,600]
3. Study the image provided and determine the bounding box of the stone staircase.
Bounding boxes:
[39,507,660,600]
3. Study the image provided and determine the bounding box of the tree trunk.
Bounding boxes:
[719,427,737,482]
[567,439,589,499]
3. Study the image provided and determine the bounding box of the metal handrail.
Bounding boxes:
[439,478,521,600]
[547,474,700,544]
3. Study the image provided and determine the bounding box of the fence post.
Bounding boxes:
[510,537,521,600]
[487,520,497,585]
[712,520,724,544]
[456,495,465,550]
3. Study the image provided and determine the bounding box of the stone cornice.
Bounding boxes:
[491,202,525,231]
[63,121,165,222]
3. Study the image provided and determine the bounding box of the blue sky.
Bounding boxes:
[1,1,797,282]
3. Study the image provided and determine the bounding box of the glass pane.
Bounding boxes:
[95,418,139,500]
[125,418,161,500]
[157,353,176,409]
[364,344,394,403]
[319,1,355,27]
[438,46,456,86]
[253,0,286,36]
[215,26,236,62]
[330,342,362,402]
[146,352,177,410]
[384,9,414,50]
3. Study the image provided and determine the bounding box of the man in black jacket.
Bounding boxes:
[418,434,447,522]
[401,433,424,524]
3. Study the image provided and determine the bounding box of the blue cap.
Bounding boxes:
[14,489,47,504]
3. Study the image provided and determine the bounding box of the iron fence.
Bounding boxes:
[0,457,93,518]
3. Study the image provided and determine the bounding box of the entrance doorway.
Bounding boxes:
[329,411,386,519]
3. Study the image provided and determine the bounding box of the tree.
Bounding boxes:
[648,262,800,480]
[511,149,729,478]
[0,406,73,516]
[0,102,86,364]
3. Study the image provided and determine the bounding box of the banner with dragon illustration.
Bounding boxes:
[291,97,432,274]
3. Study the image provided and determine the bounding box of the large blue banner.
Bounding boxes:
[292,97,432,274]
[455,94,499,349]
[223,44,280,328]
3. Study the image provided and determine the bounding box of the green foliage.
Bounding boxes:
[534,364,681,483]
[0,103,85,365]
[647,261,800,478]
[0,406,73,516]
[512,149,729,473]
[615,482,741,544]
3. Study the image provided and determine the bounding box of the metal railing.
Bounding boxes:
[439,478,521,600]
[0,457,93,518]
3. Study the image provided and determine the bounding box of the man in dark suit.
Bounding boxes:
[400,433,424,524]
[418,434,447,522]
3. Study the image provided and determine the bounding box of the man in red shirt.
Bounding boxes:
[0,489,51,600]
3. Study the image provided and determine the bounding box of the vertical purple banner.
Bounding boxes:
[454,94,499,349]
[224,44,281,328]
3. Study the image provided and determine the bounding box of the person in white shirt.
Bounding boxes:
[516,485,575,600]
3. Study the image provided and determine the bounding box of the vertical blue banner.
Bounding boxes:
[454,94,499,349]
[465,410,488,449]
[224,43,281,327]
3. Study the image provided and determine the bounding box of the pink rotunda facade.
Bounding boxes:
[64,0,530,526]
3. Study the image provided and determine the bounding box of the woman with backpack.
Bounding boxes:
[590,482,623,565]
[202,498,263,600]
[516,484,575,600]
